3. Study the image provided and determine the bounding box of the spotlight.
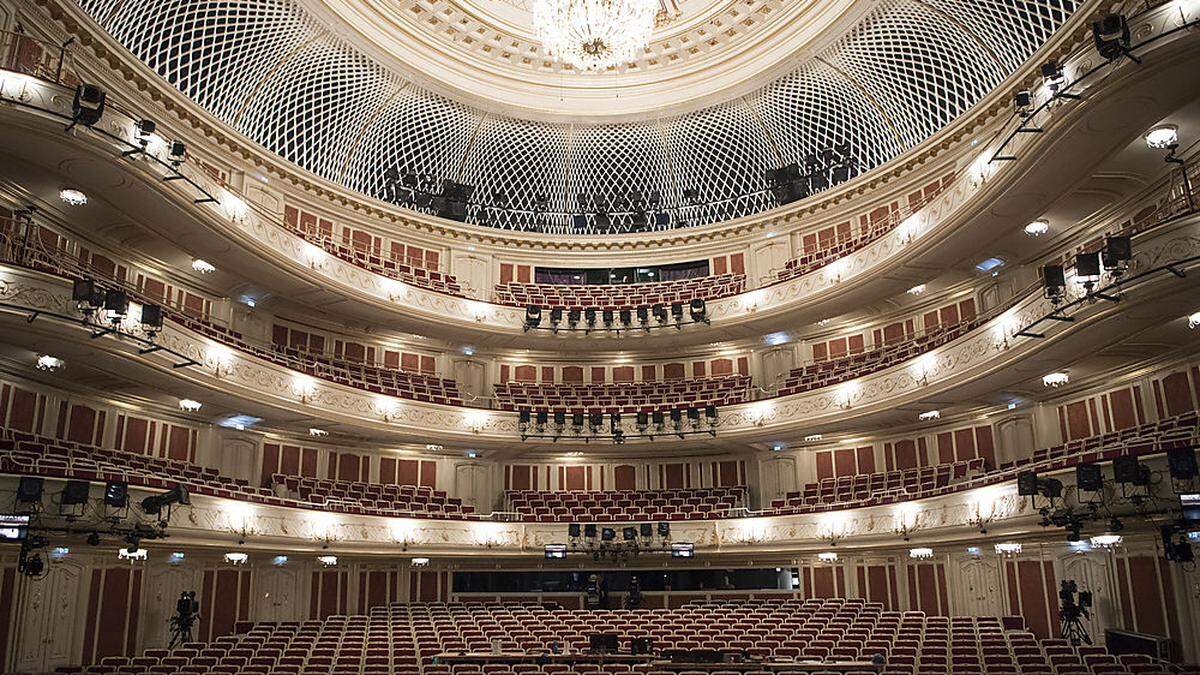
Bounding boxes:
[1076,463,1103,492]
[669,408,683,432]
[1113,456,1148,485]
[1013,90,1034,116]
[103,289,129,317]
[1092,14,1135,63]
[584,308,597,330]
[651,410,665,432]
[17,477,44,503]
[657,521,671,537]
[525,305,542,331]
[549,308,563,332]
[553,410,566,433]
[168,141,187,166]
[1102,236,1131,275]
[1017,471,1040,497]
[519,409,531,433]
[601,527,616,542]
[588,412,604,434]
[636,411,649,432]
[1042,265,1065,304]
[670,303,684,326]
[705,405,718,427]
[567,309,581,329]
[618,308,632,329]
[71,84,106,127]
[61,480,91,506]
[1041,60,1065,93]
[86,532,102,546]
[584,524,598,539]
[140,484,190,515]
[689,298,707,324]
[571,412,585,435]
[636,306,649,327]
[536,410,548,434]
[134,119,156,145]
[569,523,581,538]
[1074,253,1101,290]
[72,278,103,312]
[623,526,637,541]
[602,309,614,329]
[652,304,667,324]
[141,304,164,336]
[687,407,701,428]
[104,482,128,508]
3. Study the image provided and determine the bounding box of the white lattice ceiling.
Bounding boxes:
[73,0,1080,230]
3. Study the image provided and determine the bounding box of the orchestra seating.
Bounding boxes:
[776,320,982,397]
[271,475,472,518]
[0,428,478,520]
[70,599,1186,675]
[505,486,746,522]
[494,375,751,414]
[770,460,986,510]
[493,273,745,310]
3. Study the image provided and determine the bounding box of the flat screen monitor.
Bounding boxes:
[1181,493,1200,523]
[0,514,29,541]
[544,544,567,559]
[671,542,695,558]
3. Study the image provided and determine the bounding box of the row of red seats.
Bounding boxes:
[280,221,464,297]
[0,427,484,521]
[771,459,985,509]
[272,474,473,517]
[493,273,746,310]
[776,320,981,397]
[768,412,1197,516]
[506,486,747,522]
[68,598,1192,675]
[494,376,752,413]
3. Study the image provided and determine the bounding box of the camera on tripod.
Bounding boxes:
[169,591,200,648]
[1059,580,1093,646]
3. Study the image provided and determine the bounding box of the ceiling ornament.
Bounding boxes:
[532,0,658,70]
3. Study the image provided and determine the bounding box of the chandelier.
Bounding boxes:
[532,0,658,71]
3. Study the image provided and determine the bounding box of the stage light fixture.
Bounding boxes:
[687,407,701,428]
[1041,60,1065,93]
[17,477,44,503]
[652,410,665,431]
[623,527,637,541]
[71,84,106,127]
[689,298,707,324]
[567,308,581,329]
[669,408,683,432]
[1013,90,1034,116]
[584,308,597,330]
[670,303,684,326]
[601,527,616,542]
[588,412,604,434]
[652,304,667,324]
[705,405,717,427]
[1092,14,1133,62]
[636,306,649,327]
[1017,471,1040,496]
[549,308,563,332]
[640,523,653,538]
[1076,463,1103,492]
[140,483,190,515]
[104,482,128,508]
[1102,236,1131,275]
[618,308,632,329]
[133,119,156,145]
[572,412,585,435]
[584,524,597,539]
[536,410,549,434]
[168,141,187,166]
[657,522,671,537]
[61,480,90,506]
[1074,252,1101,289]
[1167,447,1199,480]
[1042,265,1065,304]
[636,411,649,432]
[569,523,581,538]
[602,309,614,328]
[1113,456,1147,485]
[525,305,542,330]
[553,410,566,432]
[72,278,102,309]
[141,304,164,336]
[103,289,129,317]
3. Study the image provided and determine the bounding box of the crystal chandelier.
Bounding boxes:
[532,0,658,71]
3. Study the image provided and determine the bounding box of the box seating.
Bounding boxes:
[494,274,745,310]
[494,376,752,414]
[272,474,472,518]
[768,412,1198,515]
[776,320,982,398]
[0,427,478,521]
[505,486,747,522]
[67,599,1190,675]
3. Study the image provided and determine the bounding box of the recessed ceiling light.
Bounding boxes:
[918,410,940,421]
[191,259,216,274]
[1024,219,1049,236]
[178,399,202,412]
[308,428,328,437]
[59,188,88,206]
[907,284,926,295]
[1188,312,1200,329]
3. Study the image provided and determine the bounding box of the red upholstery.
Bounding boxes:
[505,486,747,522]
[495,376,751,414]
[69,600,1186,675]
[494,274,745,310]
[273,474,472,517]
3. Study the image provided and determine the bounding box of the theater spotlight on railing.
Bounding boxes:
[519,405,718,443]
[525,299,709,335]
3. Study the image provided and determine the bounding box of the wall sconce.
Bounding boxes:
[892,505,922,541]
[908,547,934,560]
[744,289,765,313]
[464,300,487,323]
[208,345,234,378]
[748,402,772,427]
[836,383,857,410]
[223,192,249,222]
[817,551,839,564]
[994,542,1022,558]
[464,411,489,434]
[386,279,408,301]
[302,242,325,268]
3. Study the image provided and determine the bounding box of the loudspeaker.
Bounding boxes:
[17,476,44,502]
[1167,447,1199,481]
[639,523,653,538]
[61,480,91,505]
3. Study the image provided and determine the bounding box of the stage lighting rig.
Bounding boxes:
[524,305,542,332]
[69,84,106,130]
[1092,14,1138,64]
[689,299,708,324]
[1101,236,1132,278]
[140,483,190,523]
[1042,265,1066,305]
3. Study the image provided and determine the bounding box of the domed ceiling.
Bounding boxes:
[73,0,1080,231]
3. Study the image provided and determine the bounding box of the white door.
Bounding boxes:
[13,559,87,672]
[255,567,301,623]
